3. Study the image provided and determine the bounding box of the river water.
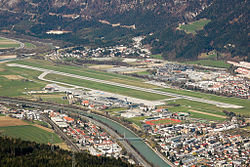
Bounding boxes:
[86,113,171,167]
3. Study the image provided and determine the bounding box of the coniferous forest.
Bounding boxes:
[0,136,133,167]
[0,0,248,61]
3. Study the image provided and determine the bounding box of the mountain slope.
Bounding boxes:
[0,0,248,61]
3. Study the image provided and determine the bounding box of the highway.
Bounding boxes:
[8,63,243,109]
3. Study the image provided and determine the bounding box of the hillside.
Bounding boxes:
[0,0,248,61]
[0,136,133,167]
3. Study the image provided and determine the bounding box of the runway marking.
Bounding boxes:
[7,63,244,109]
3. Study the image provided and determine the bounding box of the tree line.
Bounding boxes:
[0,136,134,167]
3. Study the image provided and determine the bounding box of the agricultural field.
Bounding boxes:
[186,60,231,68]
[179,19,211,34]
[0,37,20,49]
[45,73,168,101]
[0,125,62,144]
[0,116,29,127]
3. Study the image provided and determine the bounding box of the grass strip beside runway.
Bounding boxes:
[45,73,169,101]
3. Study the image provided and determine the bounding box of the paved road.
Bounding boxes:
[79,114,152,167]
[7,63,243,109]
[0,97,153,167]
[40,114,81,153]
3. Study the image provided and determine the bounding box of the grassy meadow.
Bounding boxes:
[159,88,250,116]
[0,125,62,144]
[186,60,231,68]
[0,63,46,97]
[179,19,211,34]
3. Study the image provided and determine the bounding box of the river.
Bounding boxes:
[85,113,171,167]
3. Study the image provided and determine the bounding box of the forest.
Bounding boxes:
[0,136,133,167]
[0,0,248,61]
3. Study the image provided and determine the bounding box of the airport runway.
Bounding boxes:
[8,63,243,109]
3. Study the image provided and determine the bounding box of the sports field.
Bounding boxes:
[0,37,20,49]
[0,125,62,144]
[179,19,211,34]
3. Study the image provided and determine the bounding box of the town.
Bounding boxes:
[47,36,151,61]
[1,99,249,166]
[0,104,136,165]
[44,35,250,100]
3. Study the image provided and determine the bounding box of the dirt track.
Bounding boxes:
[32,124,54,133]
[2,75,24,80]
[189,109,227,118]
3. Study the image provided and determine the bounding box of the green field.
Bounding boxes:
[0,37,20,49]
[24,42,36,49]
[0,125,62,144]
[13,59,157,89]
[166,99,237,121]
[149,54,164,60]
[186,111,225,121]
[0,77,45,97]
[104,107,127,113]
[45,73,168,101]
[127,116,148,127]
[159,88,250,116]
[136,70,151,76]
[29,94,69,105]
[186,60,231,68]
[0,44,20,48]
[179,19,211,34]
[0,63,46,97]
